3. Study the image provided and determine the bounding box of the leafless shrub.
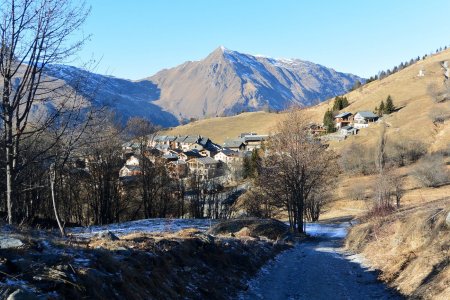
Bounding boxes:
[427,82,450,103]
[304,189,330,222]
[387,139,427,167]
[438,143,450,157]
[411,154,450,187]
[429,106,450,124]
[346,182,369,200]
[366,172,405,219]
[240,188,273,218]
[340,143,377,175]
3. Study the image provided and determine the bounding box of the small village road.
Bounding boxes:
[238,223,403,300]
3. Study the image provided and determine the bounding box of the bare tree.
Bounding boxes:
[427,82,450,103]
[258,109,339,234]
[0,0,90,224]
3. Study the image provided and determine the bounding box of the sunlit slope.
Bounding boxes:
[166,49,450,150]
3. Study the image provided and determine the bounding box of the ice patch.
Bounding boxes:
[305,223,349,238]
[68,218,217,238]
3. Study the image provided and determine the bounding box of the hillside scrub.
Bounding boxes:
[345,199,450,299]
[429,105,450,124]
[341,138,427,175]
[427,82,450,103]
[411,154,450,187]
[340,143,377,175]
[386,139,427,167]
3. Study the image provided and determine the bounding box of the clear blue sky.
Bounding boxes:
[72,0,450,80]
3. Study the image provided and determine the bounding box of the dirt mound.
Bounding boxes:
[0,227,290,299]
[207,218,290,241]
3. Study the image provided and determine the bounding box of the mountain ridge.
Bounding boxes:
[46,47,363,126]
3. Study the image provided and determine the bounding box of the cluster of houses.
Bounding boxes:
[334,111,379,136]
[308,110,380,139]
[120,133,268,182]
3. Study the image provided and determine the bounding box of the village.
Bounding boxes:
[119,105,383,184]
[120,133,268,182]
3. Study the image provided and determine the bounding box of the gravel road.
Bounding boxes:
[239,223,403,300]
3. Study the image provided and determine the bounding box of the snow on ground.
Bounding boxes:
[305,222,350,239]
[67,218,218,238]
[239,222,401,300]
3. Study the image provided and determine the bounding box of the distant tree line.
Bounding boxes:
[364,45,450,84]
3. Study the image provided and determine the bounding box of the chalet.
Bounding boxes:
[151,135,176,148]
[180,135,201,151]
[162,152,178,162]
[307,123,326,136]
[190,142,204,151]
[119,165,141,178]
[214,149,241,164]
[199,149,212,157]
[170,149,203,161]
[335,112,353,129]
[242,134,268,151]
[155,144,170,153]
[353,111,379,129]
[173,136,187,149]
[187,157,220,179]
[167,160,188,179]
[240,132,257,138]
[223,139,246,152]
[340,125,358,136]
[125,155,140,166]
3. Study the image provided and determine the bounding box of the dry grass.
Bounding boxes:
[345,199,450,299]
[164,111,286,144]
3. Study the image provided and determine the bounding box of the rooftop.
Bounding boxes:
[223,139,245,148]
[356,111,378,118]
[190,156,219,165]
[335,112,352,118]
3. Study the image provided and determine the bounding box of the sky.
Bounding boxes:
[70,0,450,80]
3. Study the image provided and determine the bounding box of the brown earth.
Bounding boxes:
[0,224,290,299]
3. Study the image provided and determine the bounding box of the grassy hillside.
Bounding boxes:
[165,49,450,151]
[164,111,285,144]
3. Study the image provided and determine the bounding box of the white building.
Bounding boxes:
[353,111,379,129]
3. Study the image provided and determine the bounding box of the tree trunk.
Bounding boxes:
[5,116,13,224]
[50,168,65,237]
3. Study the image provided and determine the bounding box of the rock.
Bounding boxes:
[235,227,251,238]
[0,236,24,249]
[96,231,119,241]
[446,212,450,228]
[7,289,40,300]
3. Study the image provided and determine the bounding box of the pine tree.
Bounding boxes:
[323,109,336,133]
[378,100,385,116]
[385,95,395,114]
[332,96,349,111]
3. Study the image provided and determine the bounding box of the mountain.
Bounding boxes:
[166,48,450,151]
[46,47,363,126]
[44,65,179,127]
[149,46,363,121]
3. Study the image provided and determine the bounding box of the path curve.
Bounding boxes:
[239,223,403,300]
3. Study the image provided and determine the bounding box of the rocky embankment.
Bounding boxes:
[0,219,291,299]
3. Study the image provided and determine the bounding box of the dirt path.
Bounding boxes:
[238,223,403,300]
